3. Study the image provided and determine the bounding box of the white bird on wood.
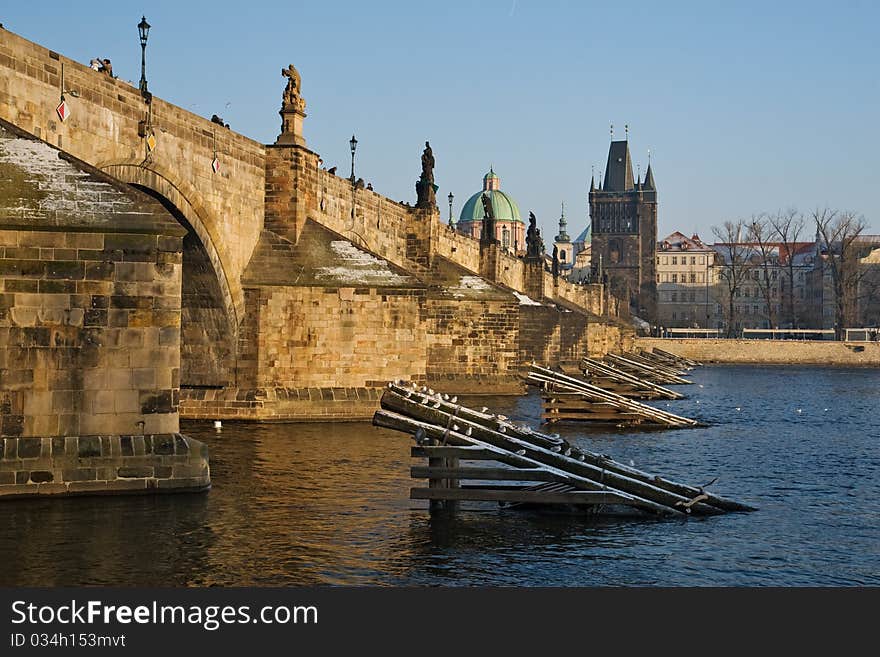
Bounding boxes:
[465,427,473,436]
[551,445,562,453]
[578,454,586,462]
[564,447,572,456]
[432,401,442,409]
[421,397,431,405]
[453,424,460,432]
[443,393,449,401]
[497,414,508,421]
[450,396,457,404]
[515,449,526,456]
[481,407,489,413]
[498,425,506,433]
[428,388,435,395]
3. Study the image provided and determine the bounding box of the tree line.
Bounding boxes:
[711,209,878,338]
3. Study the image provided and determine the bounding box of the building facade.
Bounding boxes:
[655,232,720,329]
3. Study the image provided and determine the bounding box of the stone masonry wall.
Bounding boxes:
[635,337,880,366]
[246,285,427,389]
[425,298,521,392]
[0,228,182,437]
[0,433,209,498]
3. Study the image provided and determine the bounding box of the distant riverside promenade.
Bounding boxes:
[636,337,880,366]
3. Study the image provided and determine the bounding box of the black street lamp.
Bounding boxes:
[349,134,358,182]
[138,16,151,99]
[448,192,454,226]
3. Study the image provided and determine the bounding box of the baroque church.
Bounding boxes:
[455,169,525,254]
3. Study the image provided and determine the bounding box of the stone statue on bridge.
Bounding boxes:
[525,211,544,260]
[281,64,305,112]
[480,192,498,245]
[415,141,437,210]
[276,64,307,146]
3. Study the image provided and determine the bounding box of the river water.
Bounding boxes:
[1,365,877,586]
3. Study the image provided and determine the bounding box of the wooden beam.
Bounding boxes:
[411,487,634,506]
[411,446,499,459]
[411,466,562,482]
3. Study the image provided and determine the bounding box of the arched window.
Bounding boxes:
[502,226,510,249]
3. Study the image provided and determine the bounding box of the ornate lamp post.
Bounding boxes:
[349,134,358,182]
[138,16,151,98]
[448,192,455,227]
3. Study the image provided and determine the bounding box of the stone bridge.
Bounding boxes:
[1,27,632,427]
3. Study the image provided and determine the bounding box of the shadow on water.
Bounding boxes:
[0,365,877,586]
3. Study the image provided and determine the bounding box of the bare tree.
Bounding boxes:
[768,208,806,328]
[812,208,868,338]
[712,219,755,337]
[747,214,778,329]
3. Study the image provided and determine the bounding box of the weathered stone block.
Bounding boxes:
[77,436,101,458]
[153,435,175,455]
[61,468,97,482]
[16,437,40,458]
[117,466,153,478]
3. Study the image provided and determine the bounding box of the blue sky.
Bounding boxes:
[4,0,878,240]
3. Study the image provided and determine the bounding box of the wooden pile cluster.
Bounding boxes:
[602,353,693,385]
[373,382,755,517]
[580,357,684,400]
[527,364,702,428]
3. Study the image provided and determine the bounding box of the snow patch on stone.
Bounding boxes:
[513,291,542,306]
[0,136,123,212]
[447,275,493,298]
[314,241,411,285]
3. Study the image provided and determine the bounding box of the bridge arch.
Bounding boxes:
[102,162,240,389]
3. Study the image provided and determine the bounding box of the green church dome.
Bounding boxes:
[459,169,522,225]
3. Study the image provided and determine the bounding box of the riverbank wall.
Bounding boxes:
[635,338,880,366]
